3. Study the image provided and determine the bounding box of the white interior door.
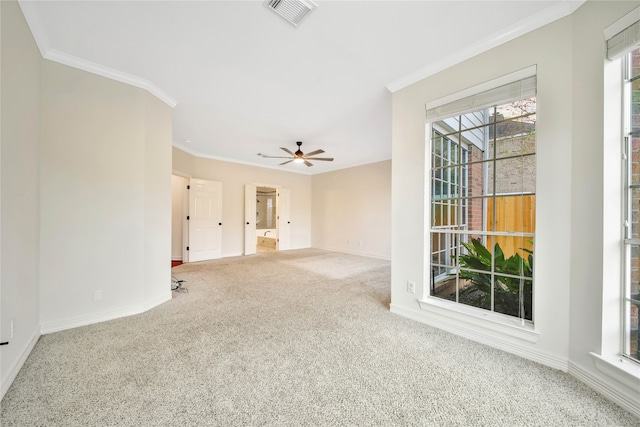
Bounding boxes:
[244,184,257,255]
[277,188,291,251]
[188,178,222,262]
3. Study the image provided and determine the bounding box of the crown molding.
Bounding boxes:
[386,0,585,93]
[18,0,177,108]
[173,142,391,176]
[172,143,315,175]
[45,49,177,108]
[18,0,50,57]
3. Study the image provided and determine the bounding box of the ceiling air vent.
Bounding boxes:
[265,0,317,27]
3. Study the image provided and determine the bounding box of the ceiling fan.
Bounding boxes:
[259,141,334,167]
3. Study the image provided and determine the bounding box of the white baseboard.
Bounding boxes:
[40,291,172,335]
[390,303,568,371]
[221,251,243,259]
[140,291,172,313]
[391,303,640,418]
[311,245,391,261]
[1,331,40,400]
[569,361,640,419]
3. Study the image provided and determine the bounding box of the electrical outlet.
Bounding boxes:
[407,281,416,293]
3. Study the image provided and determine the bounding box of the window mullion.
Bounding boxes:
[491,106,497,314]
[428,78,536,323]
[455,118,463,305]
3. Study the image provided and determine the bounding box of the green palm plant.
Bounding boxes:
[456,239,533,320]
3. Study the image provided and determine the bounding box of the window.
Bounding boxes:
[606,8,640,366]
[622,48,640,363]
[427,72,536,323]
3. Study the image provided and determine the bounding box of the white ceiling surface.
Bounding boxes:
[20,1,583,174]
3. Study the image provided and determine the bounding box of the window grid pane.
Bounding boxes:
[623,49,640,363]
[430,96,536,322]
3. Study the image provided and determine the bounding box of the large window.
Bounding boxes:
[428,74,536,322]
[623,48,640,363]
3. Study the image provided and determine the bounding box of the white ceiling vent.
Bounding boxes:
[265,0,317,27]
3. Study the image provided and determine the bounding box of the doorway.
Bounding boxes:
[244,184,290,255]
[256,187,278,252]
[172,175,223,264]
[171,175,188,264]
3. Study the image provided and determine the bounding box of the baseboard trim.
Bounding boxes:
[40,291,172,335]
[568,361,640,419]
[391,303,640,418]
[311,245,391,261]
[390,303,568,371]
[1,331,40,400]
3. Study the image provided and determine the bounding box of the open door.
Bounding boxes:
[244,184,257,255]
[188,178,222,262]
[277,188,291,250]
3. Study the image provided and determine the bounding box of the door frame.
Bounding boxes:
[247,182,283,255]
[172,170,191,263]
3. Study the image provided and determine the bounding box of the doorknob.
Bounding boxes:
[246,222,249,225]
[219,223,222,226]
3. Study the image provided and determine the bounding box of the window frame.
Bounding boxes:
[621,49,640,364]
[426,73,537,325]
[591,6,640,384]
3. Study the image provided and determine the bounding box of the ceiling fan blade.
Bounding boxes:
[304,149,324,157]
[303,160,313,167]
[280,147,295,156]
[279,160,294,165]
[305,157,334,161]
[260,154,293,159]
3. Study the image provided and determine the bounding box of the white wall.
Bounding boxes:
[142,90,173,308]
[391,16,574,365]
[390,0,639,416]
[569,1,640,411]
[0,0,42,399]
[311,160,391,259]
[1,0,173,397]
[173,147,312,256]
[39,60,173,333]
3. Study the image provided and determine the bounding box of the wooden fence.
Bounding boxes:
[486,194,535,257]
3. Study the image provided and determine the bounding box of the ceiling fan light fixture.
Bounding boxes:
[293,157,304,163]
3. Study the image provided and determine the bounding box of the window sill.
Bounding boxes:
[418,296,539,343]
[590,352,640,391]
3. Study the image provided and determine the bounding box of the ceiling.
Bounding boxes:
[19,0,583,174]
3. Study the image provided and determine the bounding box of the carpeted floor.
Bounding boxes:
[1,249,638,426]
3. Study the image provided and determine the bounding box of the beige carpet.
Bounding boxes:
[1,249,638,426]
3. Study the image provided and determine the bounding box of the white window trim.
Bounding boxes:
[590,353,640,390]
[596,6,640,384]
[417,297,539,342]
[422,67,538,339]
[425,65,537,120]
